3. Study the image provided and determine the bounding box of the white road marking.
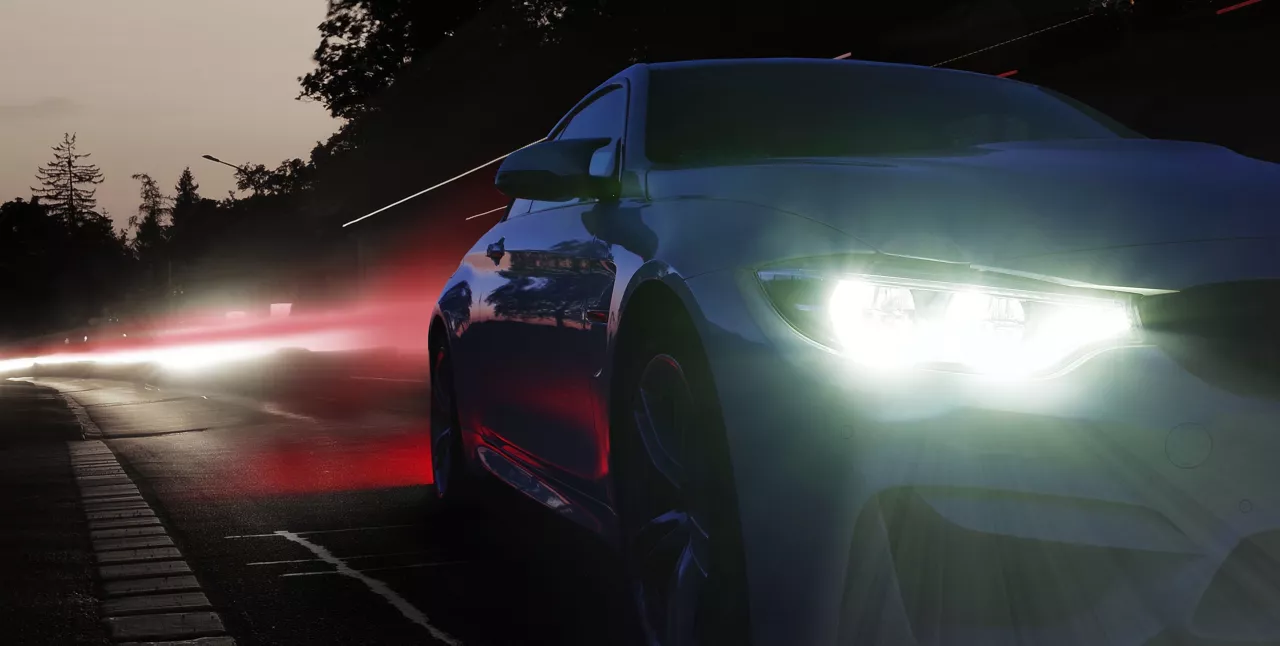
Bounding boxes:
[82,485,141,498]
[248,549,431,566]
[257,402,318,423]
[279,560,470,577]
[84,500,151,510]
[74,470,131,480]
[99,558,192,580]
[88,508,155,521]
[89,516,162,530]
[274,530,461,646]
[92,524,169,540]
[82,494,143,504]
[96,546,184,564]
[225,523,418,539]
[103,611,225,641]
[101,591,211,615]
[94,534,175,551]
[103,575,201,597]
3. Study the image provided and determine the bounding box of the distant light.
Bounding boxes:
[83,336,88,342]
[226,311,246,320]
[1217,0,1263,14]
[122,333,128,338]
[834,52,852,60]
[270,303,293,318]
[997,69,1019,78]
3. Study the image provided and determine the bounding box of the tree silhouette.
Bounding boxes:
[172,168,200,215]
[0,194,130,337]
[233,158,314,197]
[167,168,201,267]
[298,0,490,119]
[128,173,171,302]
[31,133,105,226]
[128,173,169,253]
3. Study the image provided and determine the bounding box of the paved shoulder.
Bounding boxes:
[0,381,105,644]
[2,379,238,645]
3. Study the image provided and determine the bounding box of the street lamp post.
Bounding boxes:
[200,154,245,173]
[202,154,264,196]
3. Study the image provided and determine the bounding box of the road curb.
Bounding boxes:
[68,439,236,645]
[60,391,101,440]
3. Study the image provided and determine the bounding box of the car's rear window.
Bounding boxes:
[645,61,1142,165]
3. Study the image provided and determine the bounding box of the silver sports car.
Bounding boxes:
[429,58,1280,645]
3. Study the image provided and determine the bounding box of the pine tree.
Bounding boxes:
[31,133,105,226]
[127,173,171,303]
[128,173,169,258]
[166,168,206,292]
[172,167,200,214]
[169,167,200,249]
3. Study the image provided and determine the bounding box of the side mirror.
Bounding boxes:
[495,137,617,202]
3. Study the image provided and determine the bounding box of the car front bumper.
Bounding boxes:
[684,268,1280,646]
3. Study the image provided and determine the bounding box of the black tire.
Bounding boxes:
[613,316,751,646]
[429,343,479,510]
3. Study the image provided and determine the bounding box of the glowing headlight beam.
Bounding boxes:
[826,277,1134,376]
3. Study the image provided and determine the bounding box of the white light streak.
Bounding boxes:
[341,138,546,228]
[463,205,507,221]
[931,13,1093,68]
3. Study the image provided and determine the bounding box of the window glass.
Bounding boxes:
[646,62,1142,166]
[557,87,627,142]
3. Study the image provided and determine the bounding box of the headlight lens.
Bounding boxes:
[759,269,1136,376]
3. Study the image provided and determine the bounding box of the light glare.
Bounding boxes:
[829,280,917,368]
[829,278,1132,375]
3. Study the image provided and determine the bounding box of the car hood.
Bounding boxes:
[647,139,1280,290]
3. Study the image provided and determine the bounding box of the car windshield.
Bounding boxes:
[645,61,1143,165]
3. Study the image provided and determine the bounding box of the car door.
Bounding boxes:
[465,84,629,500]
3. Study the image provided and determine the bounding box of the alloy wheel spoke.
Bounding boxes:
[628,354,714,646]
[665,534,708,646]
[634,383,686,491]
[430,354,455,494]
[432,425,452,490]
[638,509,689,563]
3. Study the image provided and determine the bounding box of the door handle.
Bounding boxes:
[486,237,505,264]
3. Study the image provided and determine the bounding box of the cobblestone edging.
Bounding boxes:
[68,432,235,645]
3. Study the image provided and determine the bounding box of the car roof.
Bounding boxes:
[639,57,999,82]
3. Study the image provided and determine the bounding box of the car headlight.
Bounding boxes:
[758,268,1138,376]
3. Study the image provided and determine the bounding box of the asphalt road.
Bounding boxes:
[22,376,634,646]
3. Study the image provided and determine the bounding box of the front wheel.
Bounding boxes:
[429,344,476,508]
[614,327,750,646]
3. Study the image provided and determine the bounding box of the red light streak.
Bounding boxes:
[997,69,1019,78]
[1218,0,1263,14]
[188,431,433,500]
